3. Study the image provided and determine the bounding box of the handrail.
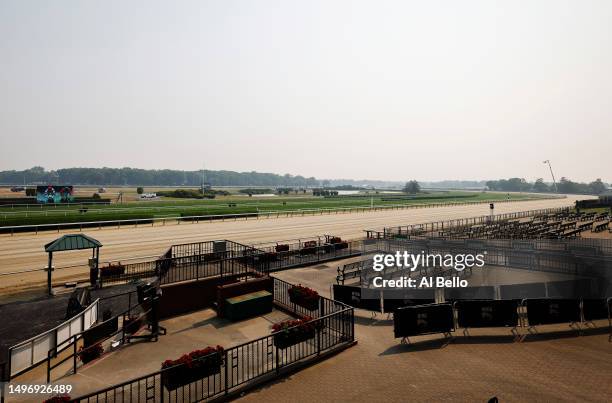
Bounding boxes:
[9,298,99,350]
[7,298,99,379]
[47,304,151,382]
[70,276,355,402]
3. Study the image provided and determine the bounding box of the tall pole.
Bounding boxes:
[543,160,558,193]
[47,252,53,295]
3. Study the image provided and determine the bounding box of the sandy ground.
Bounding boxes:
[0,195,587,294]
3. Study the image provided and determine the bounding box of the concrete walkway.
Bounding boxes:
[238,265,612,403]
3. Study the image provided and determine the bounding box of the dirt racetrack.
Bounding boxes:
[0,196,587,293]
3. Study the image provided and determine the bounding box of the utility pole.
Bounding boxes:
[543,160,558,193]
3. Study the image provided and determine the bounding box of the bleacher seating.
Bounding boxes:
[426,211,610,240]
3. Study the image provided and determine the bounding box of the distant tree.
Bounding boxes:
[589,179,607,195]
[557,177,583,194]
[136,187,144,195]
[403,180,421,194]
[533,178,549,193]
[321,180,330,187]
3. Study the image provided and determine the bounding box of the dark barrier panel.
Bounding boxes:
[333,284,381,312]
[383,298,435,313]
[582,299,610,321]
[445,286,495,300]
[546,279,595,299]
[394,303,454,338]
[332,284,361,307]
[500,282,546,300]
[381,289,434,312]
[456,300,519,328]
[525,299,581,326]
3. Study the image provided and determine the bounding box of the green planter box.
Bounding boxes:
[224,290,273,321]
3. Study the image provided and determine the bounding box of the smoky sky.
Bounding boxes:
[1,1,610,183]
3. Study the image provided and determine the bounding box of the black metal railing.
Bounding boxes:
[46,297,148,383]
[253,239,363,274]
[71,278,354,402]
[97,238,364,288]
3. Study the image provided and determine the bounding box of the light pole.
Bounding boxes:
[543,160,558,193]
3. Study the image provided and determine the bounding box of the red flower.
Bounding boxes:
[288,285,319,302]
[161,346,224,369]
[271,316,316,334]
[43,396,70,403]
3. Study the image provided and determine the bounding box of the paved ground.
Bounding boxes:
[9,307,294,402]
[5,258,610,403]
[0,284,137,355]
[0,196,585,294]
[244,264,612,403]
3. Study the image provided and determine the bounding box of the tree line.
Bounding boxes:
[485,178,609,195]
[0,167,320,187]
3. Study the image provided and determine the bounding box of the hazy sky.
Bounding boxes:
[1,1,610,182]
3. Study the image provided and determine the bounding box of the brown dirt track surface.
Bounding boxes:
[0,196,587,294]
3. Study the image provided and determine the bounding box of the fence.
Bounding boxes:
[46,303,151,383]
[169,240,257,260]
[97,238,365,288]
[254,239,363,273]
[6,299,99,378]
[0,196,567,235]
[70,278,355,402]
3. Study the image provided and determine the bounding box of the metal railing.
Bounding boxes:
[6,299,99,378]
[71,278,355,402]
[46,304,151,383]
[0,196,566,235]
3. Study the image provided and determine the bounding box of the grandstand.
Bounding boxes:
[367,208,611,240]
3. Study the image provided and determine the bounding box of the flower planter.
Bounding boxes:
[43,396,71,403]
[161,347,224,391]
[275,244,290,252]
[336,242,349,250]
[299,241,318,256]
[123,316,143,335]
[79,343,103,364]
[289,293,319,311]
[162,359,222,390]
[288,285,320,311]
[273,328,316,349]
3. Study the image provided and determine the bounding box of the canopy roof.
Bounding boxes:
[44,234,102,253]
